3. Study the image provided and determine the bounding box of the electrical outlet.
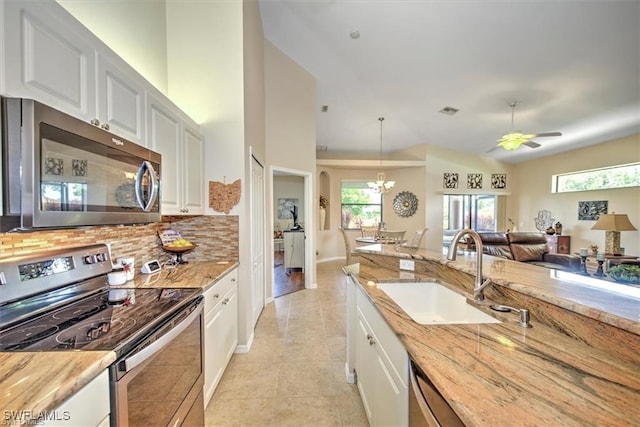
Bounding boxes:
[399,259,415,271]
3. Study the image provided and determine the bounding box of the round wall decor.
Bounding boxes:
[393,191,418,217]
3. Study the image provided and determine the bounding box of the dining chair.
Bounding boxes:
[378,230,406,244]
[403,228,428,248]
[360,225,379,239]
[339,228,360,270]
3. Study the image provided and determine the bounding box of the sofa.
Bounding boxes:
[479,232,582,272]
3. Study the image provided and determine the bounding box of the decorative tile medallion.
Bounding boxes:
[443,173,459,189]
[44,158,64,175]
[72,159,88,177]
[491,173,506,189]
[467,173,483,189]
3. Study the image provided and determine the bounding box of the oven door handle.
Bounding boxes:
[123,304,200,373]
[134,161,159,212]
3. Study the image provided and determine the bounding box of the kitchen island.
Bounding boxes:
[0,260,238,422]
[350,244,640,425]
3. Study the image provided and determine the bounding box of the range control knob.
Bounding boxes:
[83,255,97,265]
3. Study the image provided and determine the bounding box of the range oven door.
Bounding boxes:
[110,298,203,427]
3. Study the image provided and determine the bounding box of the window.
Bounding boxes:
[553,163,640,193]
[442,194,496,248]
[41,181,87,211]
[341,181,382,229]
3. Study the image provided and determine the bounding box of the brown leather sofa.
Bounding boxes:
[479,232,582,272]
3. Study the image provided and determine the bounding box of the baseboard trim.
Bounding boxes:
[317,256,344,264]
[345,362,356,384]
[234,331,254,354]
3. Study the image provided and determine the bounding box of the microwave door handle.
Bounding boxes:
[145,161,159,210]
[124,304,201,373]
[135,161,158,212]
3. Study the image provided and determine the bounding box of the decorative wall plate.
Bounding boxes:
[393,191,418,217]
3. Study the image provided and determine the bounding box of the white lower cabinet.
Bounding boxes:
[45,370,109,426]
[355,285,409,427]
[283,231,305,271]
[203,268,238,406]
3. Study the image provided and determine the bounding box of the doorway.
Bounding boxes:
[271,167,312,299]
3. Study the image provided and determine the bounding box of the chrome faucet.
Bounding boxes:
[446,229,492,302]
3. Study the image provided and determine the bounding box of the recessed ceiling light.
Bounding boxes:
[439,106,459,116]
[350,30,360,39]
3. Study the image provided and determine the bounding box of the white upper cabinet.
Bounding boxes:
[2,0,96,120]
[96,52,146,144]
[182,122,205,214]
[2,0,204,216]
[147,91,181,213]
[147,90,204,215]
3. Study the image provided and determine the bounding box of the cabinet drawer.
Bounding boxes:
[204,269,238,315]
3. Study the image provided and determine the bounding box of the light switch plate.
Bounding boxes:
[399,259,415,271]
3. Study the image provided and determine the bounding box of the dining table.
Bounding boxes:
[355,237,407,245]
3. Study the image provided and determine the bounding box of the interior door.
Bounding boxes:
[250,155,265,327]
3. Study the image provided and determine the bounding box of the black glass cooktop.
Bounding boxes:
[0,287,200,354]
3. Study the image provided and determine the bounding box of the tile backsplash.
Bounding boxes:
[0,216,239,265]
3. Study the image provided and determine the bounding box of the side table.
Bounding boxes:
[545,235,570,254]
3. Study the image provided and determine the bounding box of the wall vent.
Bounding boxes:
[439,106,459,116]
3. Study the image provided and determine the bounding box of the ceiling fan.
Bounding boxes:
[489,101,562,151]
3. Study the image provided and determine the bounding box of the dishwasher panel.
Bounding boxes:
[409,361,465,427]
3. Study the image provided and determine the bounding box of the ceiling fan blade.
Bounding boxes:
[487,145,500,153]
[531,131,562,138]
[523,141,541,148]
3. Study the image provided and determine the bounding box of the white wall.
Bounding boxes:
[512,134,639,255]
[58,0,168,93]
[264,40,317,291]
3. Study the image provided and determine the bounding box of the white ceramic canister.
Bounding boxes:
[117,257,135,281]
[107,270,127,286]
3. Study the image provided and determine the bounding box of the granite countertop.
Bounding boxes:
[353,245,640,425]
[0,352,116,420]
[0,260,238,419]
[130,260,239,290]
[357,244,640,334]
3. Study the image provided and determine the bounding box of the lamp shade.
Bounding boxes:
[591,214,637,231]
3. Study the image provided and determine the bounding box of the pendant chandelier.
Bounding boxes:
[367,116,395,193]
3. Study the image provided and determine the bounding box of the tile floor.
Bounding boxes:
[204,260,368,426]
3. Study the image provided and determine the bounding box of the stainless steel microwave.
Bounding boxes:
[1,97,161,232]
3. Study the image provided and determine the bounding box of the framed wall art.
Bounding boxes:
[277,198,298,219]
[467,173,483,189]
[491,173,506,189]
[578,200,607,220]
[443,173,458,189]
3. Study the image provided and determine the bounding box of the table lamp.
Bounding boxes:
[591,213,637,255]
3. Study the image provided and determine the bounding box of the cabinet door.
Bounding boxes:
[221,286,239,363]
[374,352,407,427]
[182,122,204,214]
[355,311,375,423]
[45,371,109,426]
[147,92,181,214]
[204,299,225,405]
[96,53,145,144]
[3,1,96,120]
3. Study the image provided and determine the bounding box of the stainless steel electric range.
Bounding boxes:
[0,244,204,426]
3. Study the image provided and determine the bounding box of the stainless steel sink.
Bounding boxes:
[377,282,500,325]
